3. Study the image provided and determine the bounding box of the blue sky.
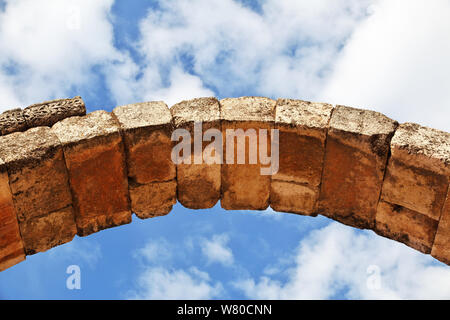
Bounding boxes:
[0,0,450,299]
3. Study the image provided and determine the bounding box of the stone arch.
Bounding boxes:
[0,96,448,272]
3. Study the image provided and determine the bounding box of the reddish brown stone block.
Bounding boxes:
[52,111,131,236]
[171,97,221,209]
[376,123,449,255]
[113,102,175,184]
[221,97,276,210]
[271,180,318,215]
[432,189,450,264]
[20,207,77,255]
[318,105,398,229]
[271,99,333,215]
[376,200,438,253]
[129,180,177,219]
[0,127,76,254]
[113,102,176,218]
[381,123,449,220]
[0,159,25,271]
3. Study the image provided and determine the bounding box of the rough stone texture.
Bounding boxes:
[0,127,76,254]
[221,97,276,210]
[113,102,174,184]
[376,123,450,255]
[432,189,450,264]
[23,96,86,129]
[52,111,131,236]
[20,206,77,255]
[113,102,176,218]
[376,200,438,253]
[271,180,317,215]
[1,95,450,272]
[318,105,398,229]
[171,97,221,209]
[0,108,28,135]
[129,180,177,219]
[0,159,25,271]
[271,99,333,215]
[381,123,449,219]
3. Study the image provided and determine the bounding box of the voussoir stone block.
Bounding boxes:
[380,123,449,219]
[0,158,25,271]
[432,190,450,264]
[23,96,86,129]
[220,97,276,210]
[376,123,450,253]
[171,97,221,209]
[376,200,439,254]
[0,127,77,254]
[318,105,398,229]
[113,102,176,219]
[129,180,177,219]
[271,99,333,216]
[52,111,131,236]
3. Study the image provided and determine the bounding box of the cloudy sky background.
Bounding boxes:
[0,0,449,299]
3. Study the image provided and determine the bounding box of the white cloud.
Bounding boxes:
[133,238,173,264]
[1,0,449,299]
[47,239,102,269]
[123,0,450,132]
[321,0,450,131]
[234,222,450,299]
[0,0,132,110]
[113,0,372,105]
[129,236,225,299]
[128,266,223,300]
[201,234,234,266]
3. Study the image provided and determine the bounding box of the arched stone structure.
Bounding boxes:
[0,96,448,272]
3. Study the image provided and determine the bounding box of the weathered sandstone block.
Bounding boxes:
[52,111,131,236]
[24,96,86,128]
[376,200,438,253]
[0,158,25,271]
[318,105,398,229]
[221,97,276,210]
[112,102,174,184]
[171,97,221,209]
[113,102,176,219]
[19,207,77,255]
[129,180,177,219]
[271,180,317,215]
[0,108,27,135]
[380,123,449,219]
[376,123,449,253]
[0,127,76,254]
[271,99,333,215]
[432,190,450,264]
